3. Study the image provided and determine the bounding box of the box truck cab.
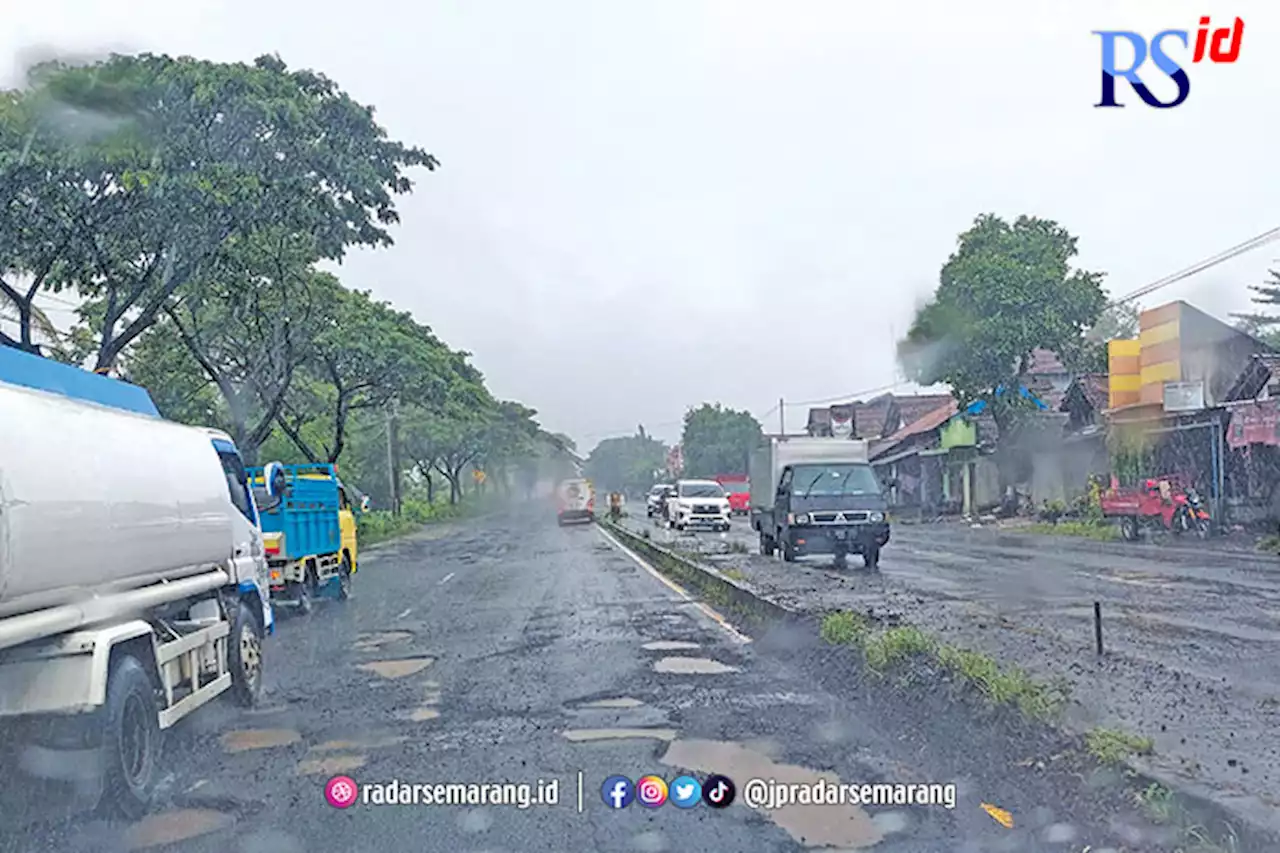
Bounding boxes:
[750,437,891,568]
[0,345,284,819]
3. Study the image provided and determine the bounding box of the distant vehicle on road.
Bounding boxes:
[749,437,890,569]
[557,478,596,526]
[666,479,732,532]
[647,484,674,518]
[715,474,750,516]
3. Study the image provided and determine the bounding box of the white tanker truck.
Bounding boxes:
[0,346,285,818]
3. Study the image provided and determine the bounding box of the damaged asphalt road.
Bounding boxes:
[4,506,1225,852]
[626,511,1280,841]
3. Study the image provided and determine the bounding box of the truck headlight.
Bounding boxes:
[869,511,885,522]
[795,513,811,525]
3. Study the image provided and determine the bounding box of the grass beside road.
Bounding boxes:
[1023,520,1120,541]
[356,496,473,546]
[820,610,1068,722]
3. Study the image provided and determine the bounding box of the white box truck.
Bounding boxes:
[0,346,285,818]
[748,437,891,568]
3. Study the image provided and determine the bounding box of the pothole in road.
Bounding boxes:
[353,631,415,652]
[296,754,368,776]
[123,808,235,850]
[399,707,441,722]
[358,657,435,679]
[578,697,645,709]
[220,729,301,753]
[653,657,739,675]
[642,640,701,651]
[661,739,884,849]
[561,728,678,743]
[310,735,407,752]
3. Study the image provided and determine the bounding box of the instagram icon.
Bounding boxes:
[636,775,668,808]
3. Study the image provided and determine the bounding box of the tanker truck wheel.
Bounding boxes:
[229,600,264,707]
[98,655,161,819]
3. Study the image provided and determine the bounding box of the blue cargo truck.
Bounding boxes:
[248,463,361,614]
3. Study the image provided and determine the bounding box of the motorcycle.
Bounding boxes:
[1174,486,1212,539]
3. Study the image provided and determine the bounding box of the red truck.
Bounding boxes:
[716,474,750,516]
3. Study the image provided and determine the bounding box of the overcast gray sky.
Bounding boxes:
[5,0,1277,447]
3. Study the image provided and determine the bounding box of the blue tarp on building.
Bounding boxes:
[0,345,160,417]
[963,384,1049,416]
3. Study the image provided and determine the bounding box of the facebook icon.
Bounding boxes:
[601,776,634,809]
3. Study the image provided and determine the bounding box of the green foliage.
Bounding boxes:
[5,52,436,368]
[584,431,668,494]
[898,214,1107,435]
[1085,727,1154,764]
[1073,302,1140,373]
[0,50,551,510]
[680,403,763,478]
[1233,269,1280,348]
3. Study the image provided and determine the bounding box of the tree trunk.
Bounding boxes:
[425,471,435,504]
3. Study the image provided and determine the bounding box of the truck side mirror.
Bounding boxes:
[263,461,288,498]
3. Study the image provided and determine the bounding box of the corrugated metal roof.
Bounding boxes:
[870,400,959,460]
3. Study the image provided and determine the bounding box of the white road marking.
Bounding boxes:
[438,572,456,586]
[395,609,413,619]
[596,526,751,645]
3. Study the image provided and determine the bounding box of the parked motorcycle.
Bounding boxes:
[1174,486,1212,539]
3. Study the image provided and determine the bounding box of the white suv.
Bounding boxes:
[666,479,732,532]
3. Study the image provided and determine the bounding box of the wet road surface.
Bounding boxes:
[624,511,1280,834]
[3,509,969,853]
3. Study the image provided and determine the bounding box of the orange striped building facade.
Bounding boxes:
[1107,301,1194,412]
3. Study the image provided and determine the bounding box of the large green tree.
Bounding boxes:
[8,52,436,370]
[276,288,481,464]
[680,404,762,479]
[898,213,1107,439]
[584,431,668,495]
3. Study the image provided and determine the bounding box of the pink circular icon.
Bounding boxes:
[325,775,359,808]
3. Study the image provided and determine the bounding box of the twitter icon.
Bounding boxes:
[669,775,702,809]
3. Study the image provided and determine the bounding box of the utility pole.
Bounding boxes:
[779,398,785,436]
[385,399,402,516]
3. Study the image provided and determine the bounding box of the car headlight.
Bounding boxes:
[869,511,885,522]
[795,512,811,525]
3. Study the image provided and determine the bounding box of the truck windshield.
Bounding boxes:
[680,483,725,498]
[791,464,880,497]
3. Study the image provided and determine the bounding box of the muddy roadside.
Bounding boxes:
[616,513,1280,846]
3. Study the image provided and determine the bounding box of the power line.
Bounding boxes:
[1110,226,1280,307]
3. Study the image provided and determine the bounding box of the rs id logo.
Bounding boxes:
[1093,15,1244,108]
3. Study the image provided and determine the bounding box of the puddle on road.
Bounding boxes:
[561,728,678,743]
[220,729,301,753]
[662,739,883,849]
[353,631,414,652]
[642,640,701,651]
[653,657,739,675]
[400,707,441,721]
[310,735,406,752]
[579,697,645,709]
[124,808,234,849]
[296,754,367,776]
[358,657,435,679]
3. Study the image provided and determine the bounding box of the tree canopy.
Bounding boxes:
[680,404,763,479]
[0,51,550,511]
[584,431,668,495]
[898,213,1107,435]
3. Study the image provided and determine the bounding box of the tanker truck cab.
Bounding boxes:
[0,356,287,820]
[208,430,277,636]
